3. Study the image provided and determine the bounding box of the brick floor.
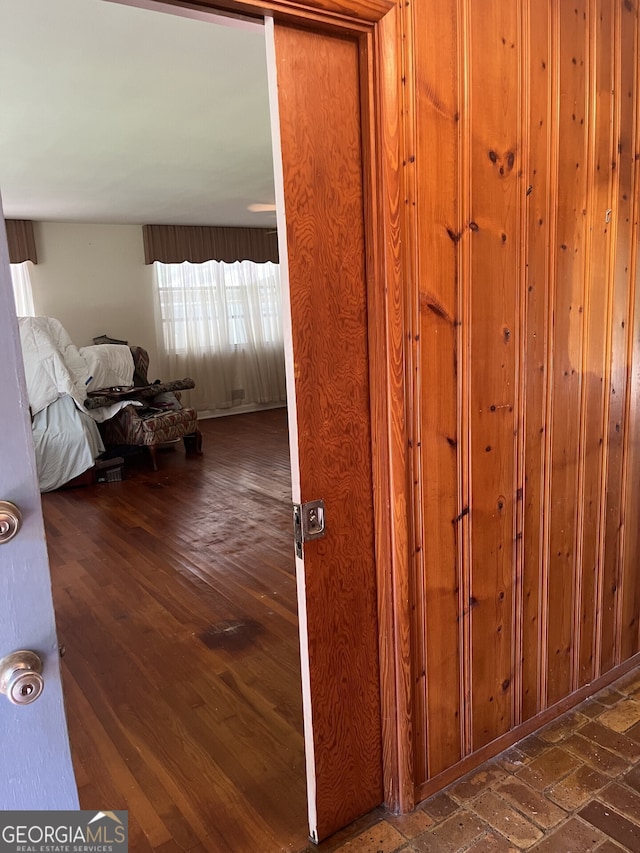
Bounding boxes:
[308,666,640,852]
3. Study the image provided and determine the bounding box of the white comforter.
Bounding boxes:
[18,316,136,490]
[18,316,134,421]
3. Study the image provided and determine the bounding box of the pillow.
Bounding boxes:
[80,345,134,392]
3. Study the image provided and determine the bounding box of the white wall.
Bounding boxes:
[29,222,160,376]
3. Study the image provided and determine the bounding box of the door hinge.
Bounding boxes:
[293,499,326,558]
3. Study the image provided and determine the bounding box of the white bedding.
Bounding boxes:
[18,316,136,490]
[18,316,134,417]
[31,396,105,493]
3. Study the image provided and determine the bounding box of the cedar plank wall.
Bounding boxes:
[405,0,640,800]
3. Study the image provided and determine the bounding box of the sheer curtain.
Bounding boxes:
[10,262,35,316]
[153,260,287,413]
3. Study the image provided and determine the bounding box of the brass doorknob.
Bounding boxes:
[0,651,44,705]
[0,501,22,544]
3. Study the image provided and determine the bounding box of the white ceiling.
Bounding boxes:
[0,0,277,227]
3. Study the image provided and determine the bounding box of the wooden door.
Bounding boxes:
[0,208,78,808]
[266,20,383,843]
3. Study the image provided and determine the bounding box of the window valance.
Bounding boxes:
[142,224,278,265]
[6,220,38,264]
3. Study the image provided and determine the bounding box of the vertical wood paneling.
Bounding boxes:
[619,1,640,663]
[413,0,463,781]
[513,0,530,729]
[521,1,552,723]
[600,0,637,672]
[460,0,472,761]
[598,0,637,672]
[404,0,428,790]
[539,0,561,715]
[621,254,640,657]
[408,0,640,800]
[577,0,616,688]
[407,0,427,786]
[620,248,640,659]
[373,4,414,812]
[545,0,590,707]
[467,1,520,751]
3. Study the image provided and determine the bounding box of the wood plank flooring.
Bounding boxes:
[43,408,308,852]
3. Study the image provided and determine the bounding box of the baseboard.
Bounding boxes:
[413,651,640,807]
[197,401,286,420]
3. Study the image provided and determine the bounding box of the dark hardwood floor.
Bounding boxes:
[43,408,308,852]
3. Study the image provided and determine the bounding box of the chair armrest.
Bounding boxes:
[85,378,195,409]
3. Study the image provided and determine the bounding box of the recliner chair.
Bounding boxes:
[87,346,203,471]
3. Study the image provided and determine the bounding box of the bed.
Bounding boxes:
[18,316,136,491]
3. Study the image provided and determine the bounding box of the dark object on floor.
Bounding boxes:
[94,456,124,483]
[183,431,203,456]
[54,456,125,489]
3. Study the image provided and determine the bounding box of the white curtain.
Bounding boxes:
[153,260,287,413]
[10,262,35,316]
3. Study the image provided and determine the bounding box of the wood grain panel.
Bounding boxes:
[372,4,414,812]
[273,24,383,840]
[407,0,640,799]
[150,0,392,30]
[619,0,640,663]
[413,0,462,781]
[414,648,640,805]
[545,0,590,707]
[599,0,635,674]
[466,0,520,751]
[521,0,552,723]
[576,0,616,688]
[621,270,640,659]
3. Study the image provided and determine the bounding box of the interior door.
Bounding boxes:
[266,20,383,843]
[0,206,78,809]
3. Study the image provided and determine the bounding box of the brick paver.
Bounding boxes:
[320,668,640,853]
[578,800,640,852]
[495,778,565,829]
[469,791,543,848]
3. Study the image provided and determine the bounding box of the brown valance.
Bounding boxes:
[6,220,38,264]
[142,224,278,265]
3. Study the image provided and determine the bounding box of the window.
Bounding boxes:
[154,260,282,354]
[152,259,286,413]
[10,261,35,316]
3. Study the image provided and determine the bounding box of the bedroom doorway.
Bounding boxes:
[2,2,307,847]
[1,0,384,845]
[44,407,305,850]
